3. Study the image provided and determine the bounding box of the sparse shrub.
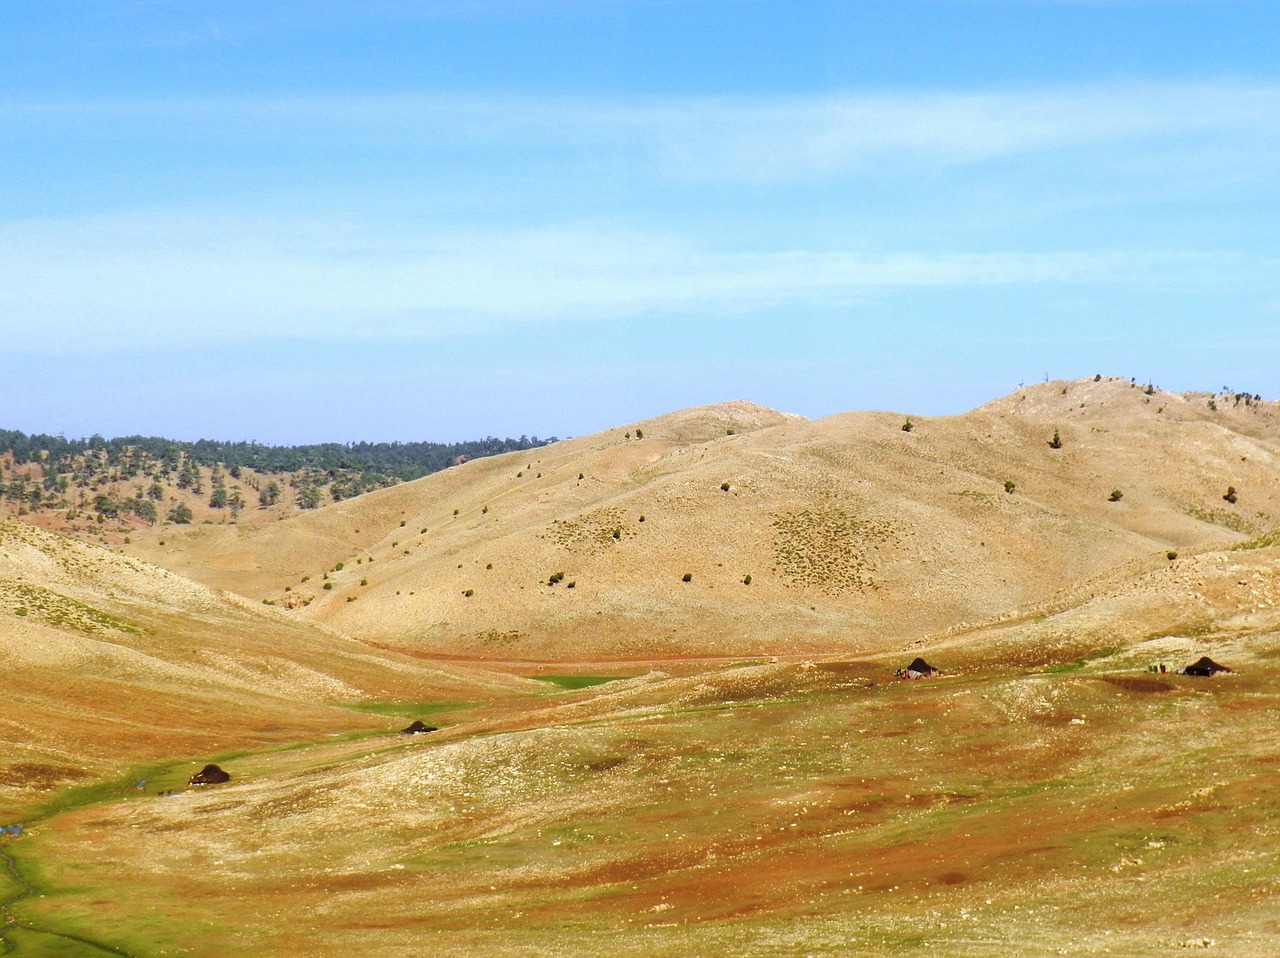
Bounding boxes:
[360,578,368,586]
[463,589,474,598]
[346,596,357,602]
[682,572,693,583]
[452,508,459,516]
[1004,480,1016,494]
[549,571,565,585]
[625,432,631,439]
[1048,429,1063,449]
[635,429,644,439]
[1167,551,1178,560]
[284,585,292,592]
[726,429,736,435]
[301,576,309,583]
[399,520,406,526]
[743,574,752,585]
[1094,373,1102,382]
[15,608,27,616]
[901,419,913,432]
[578,473,584,480]
[421,528,428,534]
[720,482,730,492]
[486,563,493,570]
[482,505,488,514]
[566,581,576,589]
[1224,486,1238,504]
[323,582,333,590]
[1108,489,1124,502]
[611,527,621,540]
[1145,383,1155,395]
[334,562,344,571]
[517,471,523,477]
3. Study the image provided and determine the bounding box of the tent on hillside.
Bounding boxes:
[1182,657,1232,677]
[189,764,231,785]
[896,658,942,679]
[399,720,438,735]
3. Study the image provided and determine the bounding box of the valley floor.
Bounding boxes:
[4,639,1280,957]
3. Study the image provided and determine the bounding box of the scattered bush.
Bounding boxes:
[1004,480,1016,494]
[578,473,584,480]
[549,571,565,585]
[399,520,406,526]
[1094,373,1102,381]
[346,595,357,602]
[323,582,333,590]
[463,589,474,598]
[682,572,693,583]
[360,578,368,586]
[486,563,493,570]
[742,574,752,585]
[566,581,576,589]
[1108,489,1124,502]
[635,429,644,439]
[334,562,344,571]
[611,528,622,540]
[1167,551,1178,560]
[901,419,913,432]
[1048,429,1063,449]
[1224,486,1238,504]
[720,482,731,492]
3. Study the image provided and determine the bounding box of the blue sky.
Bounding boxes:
[2,1,1277,442]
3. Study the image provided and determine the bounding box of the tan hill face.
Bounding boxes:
[0,519,524,817]
[127,380,1280,660]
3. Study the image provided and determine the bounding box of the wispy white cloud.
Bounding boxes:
[0,210,1268,351]
[6,79,1278,185]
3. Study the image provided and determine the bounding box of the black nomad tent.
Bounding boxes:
[399,721,439,735]
[896,658,942,679]
[1183,657,1232,677]
[189,764,231,785]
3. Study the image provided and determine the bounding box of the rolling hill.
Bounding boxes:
[3,376,1279,956]
[125,377,1280,661]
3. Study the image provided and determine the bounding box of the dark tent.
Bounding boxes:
[189,764,231,785]
[1183,657,1232,677]
[399,720,438,735]
[896,658,942,679]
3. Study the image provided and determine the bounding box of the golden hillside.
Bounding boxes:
[127,379,1280,660]
[0,518,524,818]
